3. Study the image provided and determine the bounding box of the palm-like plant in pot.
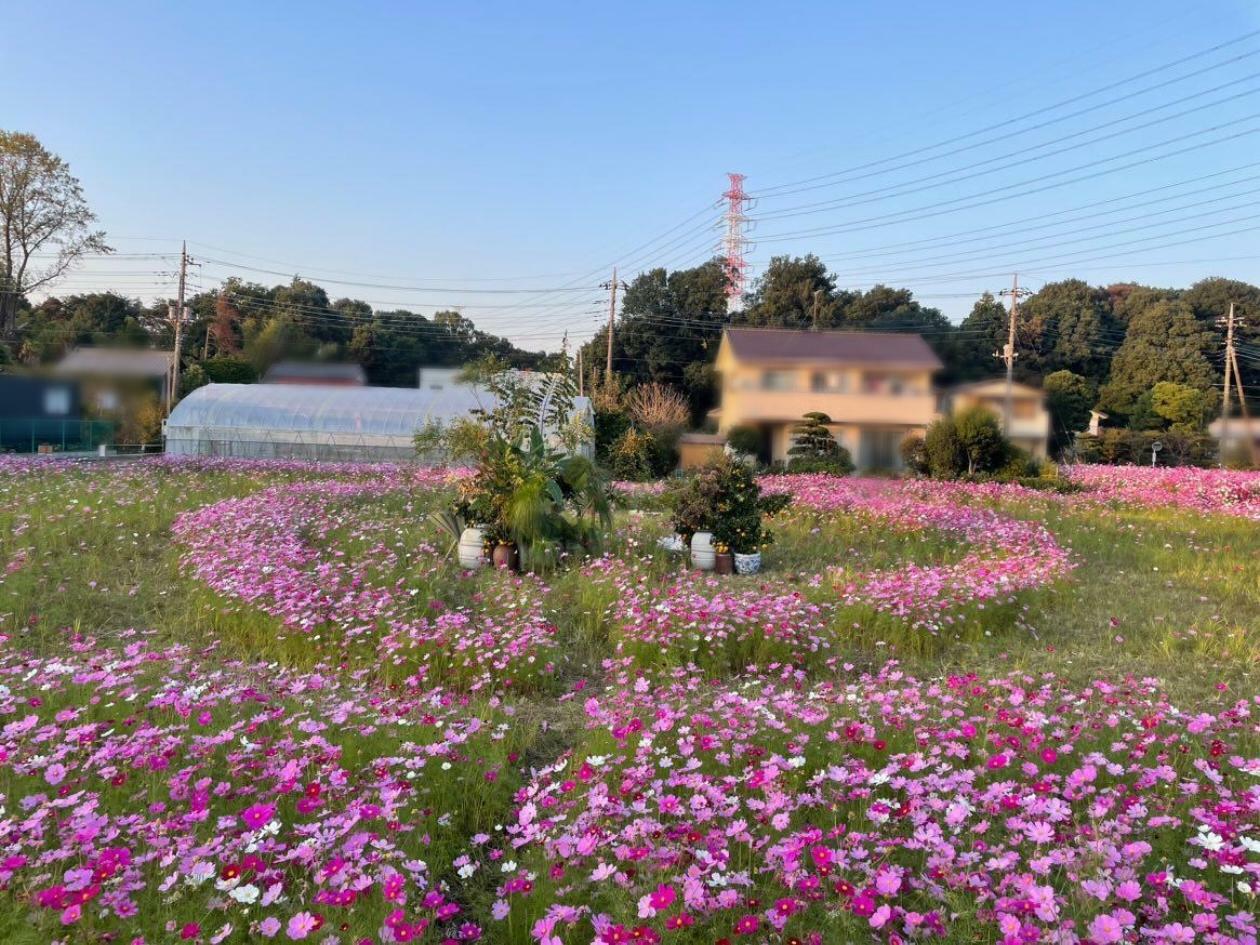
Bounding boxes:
[419,357,611,572]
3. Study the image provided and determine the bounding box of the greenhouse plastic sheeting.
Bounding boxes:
[163,382,592,463]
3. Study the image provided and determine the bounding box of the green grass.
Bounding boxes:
[0,463,1257,943]
[3,465,1256,701]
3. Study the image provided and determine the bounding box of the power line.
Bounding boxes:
[748,121,1260,245]
[752,28,1260,198]
[752,102,1260,224]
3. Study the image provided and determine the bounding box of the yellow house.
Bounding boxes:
[944,379,1051,459]
[713,328,942,470]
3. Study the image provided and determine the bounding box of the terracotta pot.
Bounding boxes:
[491,542,520,572]
[715,551,735,575]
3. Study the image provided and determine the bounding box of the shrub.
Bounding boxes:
[1076,429,1217,467]
[786,453,854,475]
[608,427,656,481]
[786,411,853,475]
[666,455,785,552]
[900,433,929,476]
[923,416,966,479]
[954,405,1008,474]
[626,382,689,437]
[202,356,258,384]
[725,424,764,458]
[924,408,1011,479]
[594,407,632,466]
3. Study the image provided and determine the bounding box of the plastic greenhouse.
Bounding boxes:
[164,383,593,462]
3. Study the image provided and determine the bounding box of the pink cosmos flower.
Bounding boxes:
[240,802,276,830]
[45,763,66,786]
[259,917,281,938]
[286,912,317,940]
[1088,913,1124,944]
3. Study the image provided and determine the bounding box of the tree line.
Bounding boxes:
[2,276,548,389]
[577,254,1259,456]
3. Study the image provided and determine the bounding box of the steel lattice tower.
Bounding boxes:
[721,172,749,309]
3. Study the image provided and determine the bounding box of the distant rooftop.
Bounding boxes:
[55,347,174,379]
[263,361,367,385]
[723,328,943,370]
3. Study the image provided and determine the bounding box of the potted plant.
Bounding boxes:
[712,459,789,576]
[417,357,612,574]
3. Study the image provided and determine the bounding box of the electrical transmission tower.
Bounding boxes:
[722,172,750,312]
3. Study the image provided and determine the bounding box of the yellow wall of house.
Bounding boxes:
[714,344,939,469]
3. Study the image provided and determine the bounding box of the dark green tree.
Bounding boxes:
[738,255,848,329]
[579,259,728,420]
[1043,370,1094,455]
[1098,299,1217,419]
[1019,279,1117,384]
[786,411,854,474]
[946,292,1010,382]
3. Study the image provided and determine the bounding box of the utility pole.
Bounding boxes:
[1220,303,1236,468]
[169,241,189,412]
[811,288,824,331]
[1219,302,1258,467]
[996,274,1030,437]
[602,266,621,381]
[576,347,584,398]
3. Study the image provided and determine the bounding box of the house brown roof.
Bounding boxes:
[723,328,943,369]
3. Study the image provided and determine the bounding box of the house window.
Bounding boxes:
[43,387,71,415]
[762,370,794,391]
[862,373,888,393]
[811,371,847,392]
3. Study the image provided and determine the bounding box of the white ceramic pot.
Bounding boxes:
[690,531,715,571]
[458,526,487,569]
[734,551,762,575]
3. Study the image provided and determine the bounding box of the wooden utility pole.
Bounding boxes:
[576,347,584,398]
[996,274,1028,437]
[604,266,618,379]
[169,241,189,411]
[1220,303,1235,468]
[1219,303,1260,466]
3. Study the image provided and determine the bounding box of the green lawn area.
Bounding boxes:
[0,459,1255,945]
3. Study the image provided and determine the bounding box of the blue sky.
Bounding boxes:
[4,0,1260,348]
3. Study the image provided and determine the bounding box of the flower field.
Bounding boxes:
[0,459,1256,944]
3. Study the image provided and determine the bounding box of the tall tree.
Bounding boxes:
[1098,299,1217,418]
[1043,370,1094,455]
[580,259,728,418]
[946,292,1009,382]
[1180,277,1260,406]
[1018,279,1117,384]
[738,255,848,329]
[0,131,110,341]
